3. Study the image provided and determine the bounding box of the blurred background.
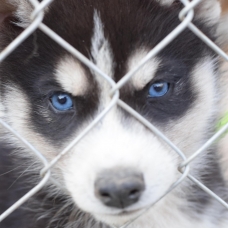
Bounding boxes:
[221,0,228,14]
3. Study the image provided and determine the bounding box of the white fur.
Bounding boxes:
[127,50,160,90]
[55,57,88,96]
[91,11,114,108]
[63,109,178,226]
[194,0,221,24]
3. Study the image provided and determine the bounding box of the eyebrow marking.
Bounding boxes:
[127,50,160,90]
[55,57,88,96]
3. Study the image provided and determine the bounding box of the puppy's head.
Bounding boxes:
[0,0,222,226]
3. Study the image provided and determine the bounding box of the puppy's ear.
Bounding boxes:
[0,0,33,28]
[194,0,221,25]
[158,0,221,25]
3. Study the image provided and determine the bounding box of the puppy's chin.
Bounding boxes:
[93,209,145,227]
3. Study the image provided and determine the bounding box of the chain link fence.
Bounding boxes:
[0,0,228,227]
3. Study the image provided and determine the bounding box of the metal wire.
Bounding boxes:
[0,0,228,226]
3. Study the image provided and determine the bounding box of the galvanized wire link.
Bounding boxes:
[187,174,228,210]
[178,0,202,20]
[31,0,54,19]
[0,0,228,226]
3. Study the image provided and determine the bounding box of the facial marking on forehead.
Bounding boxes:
[91,10,113,78]
[55,57,88,96]
[127,50,160,90]
[90,10,114,106]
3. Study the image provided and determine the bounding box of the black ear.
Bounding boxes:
[0,0,33,28]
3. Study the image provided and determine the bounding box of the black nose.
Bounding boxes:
[95,168,145,209]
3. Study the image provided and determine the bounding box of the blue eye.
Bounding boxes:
[148,82,169,98]
[50,92,73,111]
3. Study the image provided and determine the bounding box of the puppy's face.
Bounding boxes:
[0,0,221,226]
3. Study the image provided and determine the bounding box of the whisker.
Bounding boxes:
[0,165,23,177]
[7,161,37,190]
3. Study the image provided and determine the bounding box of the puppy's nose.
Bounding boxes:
[95,168,145,209]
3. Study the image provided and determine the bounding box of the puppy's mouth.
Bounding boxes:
[93,208,146,227]
[103,207,146,220]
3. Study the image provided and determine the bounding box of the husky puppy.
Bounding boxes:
[0,0,228,227]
